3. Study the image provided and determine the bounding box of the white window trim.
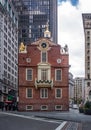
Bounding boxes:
[55,88,62,99]
[55,105,62,110]
[26,68,33,81]
[55,69,62,81]
[41,105,48,110]
[40,88,48,99]
[26,105,33,110]
[26,88,33,98]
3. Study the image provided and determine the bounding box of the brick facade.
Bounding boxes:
[18,38,69,111]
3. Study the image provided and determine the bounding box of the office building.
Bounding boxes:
[74,77,85,103]
[0,0,18,103]
[69,72,75,105]
[82,14,91,101]
[12,0,57,44]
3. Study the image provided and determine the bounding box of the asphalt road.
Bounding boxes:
[0,109,91,130]
[0,112,62,130]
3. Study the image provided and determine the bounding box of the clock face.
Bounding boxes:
[57,59,61,63]
[41,43,47,48]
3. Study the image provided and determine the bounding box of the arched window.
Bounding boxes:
[89,90,91,99]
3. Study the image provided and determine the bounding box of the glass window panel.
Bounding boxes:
[56,69,61,81]
[27,88,32,98]
[27,69,32,80]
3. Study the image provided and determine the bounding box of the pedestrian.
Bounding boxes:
[1,102,4,111]
[9,104,12,111]
[5,103,8,111]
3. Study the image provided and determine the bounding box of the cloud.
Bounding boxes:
[79,0,91,13]
[58,0,86,77]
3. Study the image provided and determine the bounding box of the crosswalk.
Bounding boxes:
[61,122,82,130]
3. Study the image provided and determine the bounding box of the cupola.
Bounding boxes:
[44,22,51,38]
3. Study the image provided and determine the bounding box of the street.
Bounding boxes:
[0,109,91,130]
[0,112,62,130]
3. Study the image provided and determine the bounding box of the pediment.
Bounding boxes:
[37,62,51,68]
[31,38,56,46]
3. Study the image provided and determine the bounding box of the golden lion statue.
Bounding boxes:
[19,42,25,52]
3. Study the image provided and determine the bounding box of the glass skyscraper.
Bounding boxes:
[12,0,57,44]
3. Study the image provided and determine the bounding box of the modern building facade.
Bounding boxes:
[0,0,18,103]
[12,0,57,44]
[18,29,69,111]
[69,72,75,105]
[82,14,91,101]
[74,77,85,103]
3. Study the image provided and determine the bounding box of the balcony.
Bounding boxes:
[35,78,53,89]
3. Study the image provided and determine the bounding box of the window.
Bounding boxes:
[4,33,7,40]
[41,52,47,62]
[4,63,7,69]
[41,69,48,80]
[26,88,32,98]
[40,88,48,98]
[87,31,90,35]
[87,74,90,79]
[55,105,62,110]
[89,91,91,99]
[4,55,7,61]
[87,82,90,86]
[26,69,33,81]
[4,40,7,47]
[41,105,48,110]
[55,69,62,81]
[87,50,90,54]
[87,56,90,61]
[26,105,33,110]
[55,88,62,98]
[87,43,90,48]
[4,48,7,54]
[87,36,90,41]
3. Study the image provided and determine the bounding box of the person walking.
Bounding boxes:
[1,102,4,111]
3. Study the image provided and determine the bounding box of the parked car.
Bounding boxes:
[72,104,78,109]
[69,104,72,108]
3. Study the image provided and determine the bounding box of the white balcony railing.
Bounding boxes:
[35,78,53,89]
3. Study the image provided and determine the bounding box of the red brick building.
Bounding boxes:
[18,35,69,111]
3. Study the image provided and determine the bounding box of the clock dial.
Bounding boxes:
[57,59,61,63]
[41,43,47,48]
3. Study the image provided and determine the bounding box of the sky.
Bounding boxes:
[58,0,91,78]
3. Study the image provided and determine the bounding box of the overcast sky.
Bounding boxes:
[58,0,91,78]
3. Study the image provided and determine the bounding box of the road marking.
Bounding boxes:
[55,121,67,130]
[0,112,62,124]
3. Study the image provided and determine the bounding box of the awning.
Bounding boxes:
[5,101,12,103]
